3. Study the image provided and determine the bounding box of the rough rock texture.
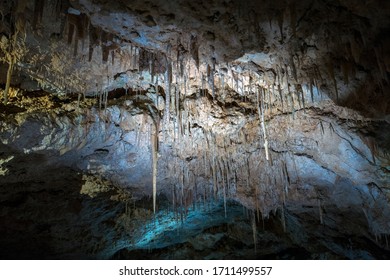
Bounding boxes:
[0,0,389,259]
[1,92,389,259]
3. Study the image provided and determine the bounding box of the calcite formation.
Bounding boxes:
[0,0,389,259]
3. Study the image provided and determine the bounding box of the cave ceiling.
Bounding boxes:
[0,0,389,259]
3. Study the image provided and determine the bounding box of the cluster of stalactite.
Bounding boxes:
[2,1,386,109]
[2,1,388,234]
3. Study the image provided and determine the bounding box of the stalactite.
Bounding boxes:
[187,113,191,137]
[285,159,291,188]
[184,71,187,99]
[201,72,205,96]
[249,71,253,93]
[176,81,181,140]
[349,35,361,64]
[326,62,339,102]
[104,90,108,110]
[190,35,199,69]
[98,90,102,110]
[73,36,79,56]
[66,14,88,56]
[267,85,272,116]
[180,166,185,223]
[77,14,87,41]
[149,55,154,84]
[129,45,133,69]
[276,67,284,110]
[149,110,160,215]
[221,73,225,101]
[289,2,297,37]
[211,134,218,199]
[32,0,45,30]
[53,0,63,16]
[254,180,260,223]
[155,75,159,108]
[219,158,227,218]
[281,205,286,233]
[203,141,208,178]
[240,77,245,97]
[88,26,100,61]
[314,64,323,87]
[299,85,305,111]
[286,79,295,119]
[67,23,75,45]
[257,86,269,161]
[234,73,239,94]
[111,49,115,65]
[294,85,300,110]
[102,44,109,63]
[277,9,284,43]
[164,45,172,127]
[136,47,140,70]
[374,46,388,82]
[132,46,137,70]
[211,57,216,100]
[290,55,298,82]
[76,92,82,110]
[252,212,257,254]
[244,159,250,210]
[182,108,187,136]
[225,157,231,191]
[341,60,349,85]
[309,77,314,103]
[206,64,211,84]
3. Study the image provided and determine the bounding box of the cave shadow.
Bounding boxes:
[0,141,133,260]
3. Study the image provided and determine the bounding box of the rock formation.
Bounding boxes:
[0,0,389,259]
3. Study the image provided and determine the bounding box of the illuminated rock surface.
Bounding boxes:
[0,0,389,259]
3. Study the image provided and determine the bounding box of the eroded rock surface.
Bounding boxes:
[0,0,389,259]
